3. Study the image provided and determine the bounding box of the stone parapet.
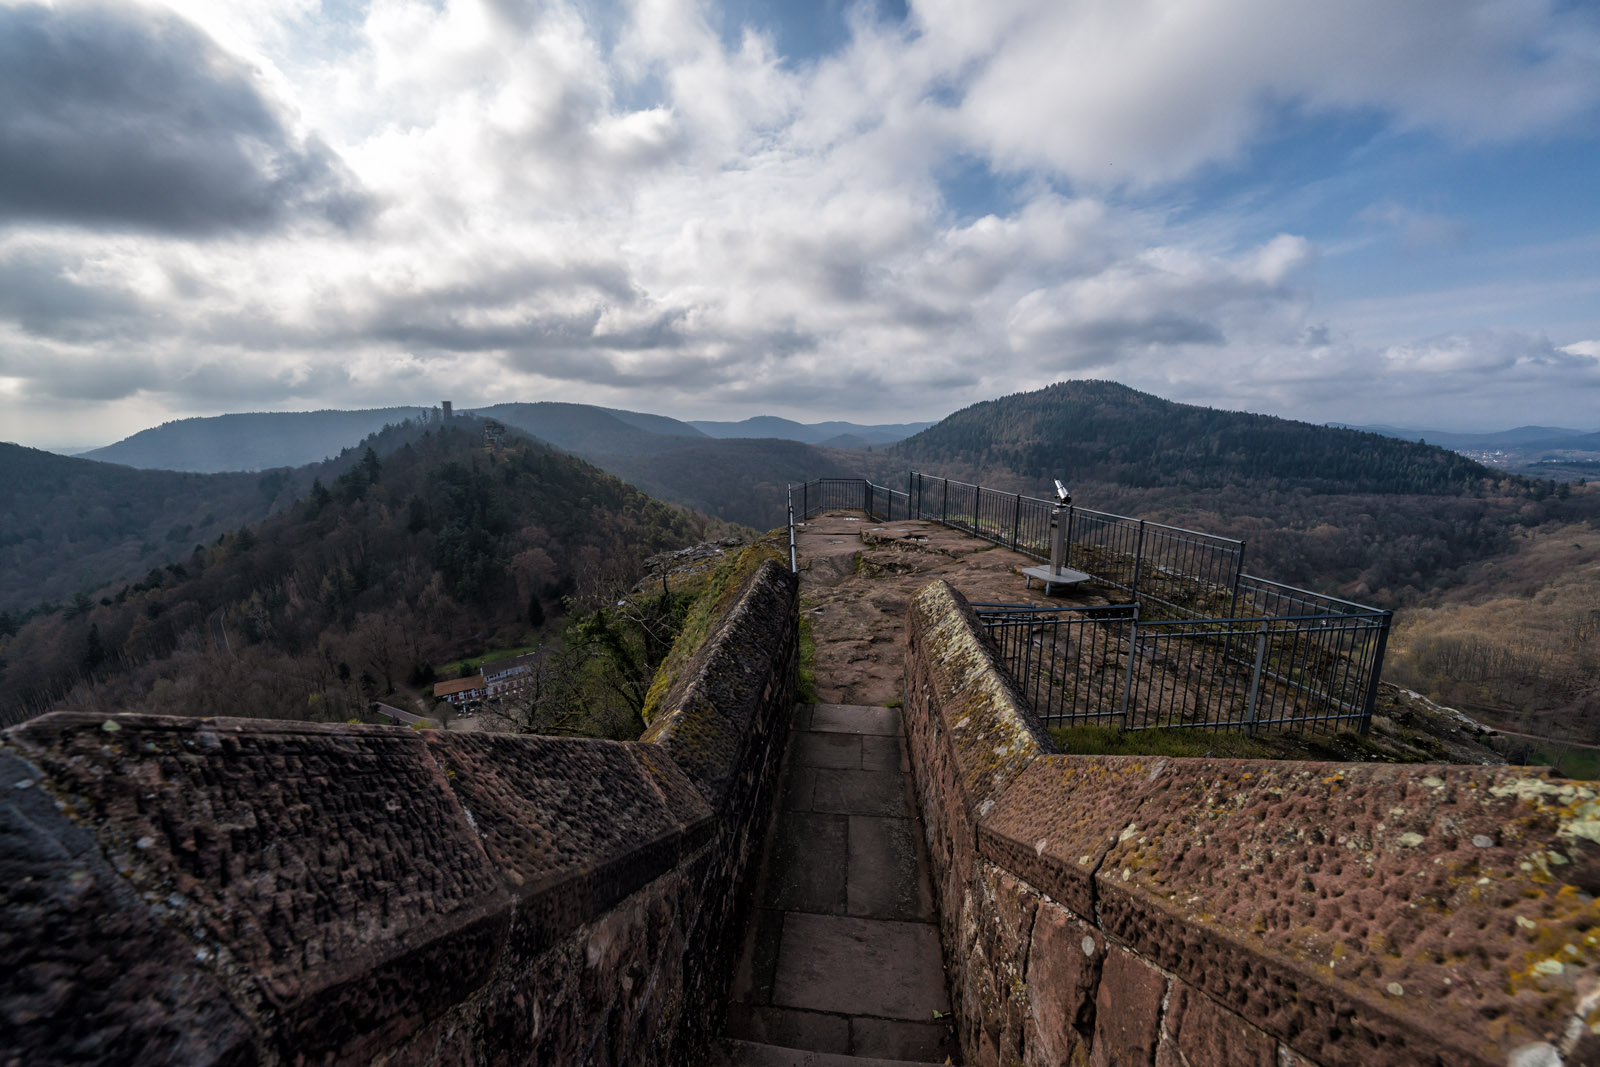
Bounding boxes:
[904,578,1600,1067]
[1,557,797,1066]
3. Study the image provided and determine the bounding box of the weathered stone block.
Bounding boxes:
[966,863,1038,1064]
[903,581,1050,822]
[1161,979,1275,1067]
[1090,947,1166,1067]
[422,731,712,958]
[1094,758,1600,1066]
[6,714,508,1063]
[0,750,257,1067]
[642,559,798,809]
[1024,901,1103,1067]
[980,754,1168,921]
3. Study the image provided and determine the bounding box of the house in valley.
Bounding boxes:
[433,673,485,706]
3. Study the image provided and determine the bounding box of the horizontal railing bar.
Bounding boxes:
[972,602,1139,614]
[1119,613,1387,629]
[1238,574,1388,614]
[1071,508,1246,546]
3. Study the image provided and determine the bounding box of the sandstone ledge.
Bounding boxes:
[905,577,1600,1067]
[1,557,798,1066]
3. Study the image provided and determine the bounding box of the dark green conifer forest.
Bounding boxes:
[0,422,719,726]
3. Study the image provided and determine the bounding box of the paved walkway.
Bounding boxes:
[724,703,957,1063]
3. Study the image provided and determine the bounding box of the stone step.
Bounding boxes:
[716,1038,950,1067]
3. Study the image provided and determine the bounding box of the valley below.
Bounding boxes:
[5,379,1598,752]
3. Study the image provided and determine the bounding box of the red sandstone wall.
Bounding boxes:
[0,559,797,1067]
[904,579,1600,1067]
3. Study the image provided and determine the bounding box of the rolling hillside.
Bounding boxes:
[83,407,431,471]
[474,402,695,455]
[1,421,716,723]
[0,444,289,615]
[853,380,1599,606]
[888,380,1494,494]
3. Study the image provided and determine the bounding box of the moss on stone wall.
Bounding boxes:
[641,542,784,726]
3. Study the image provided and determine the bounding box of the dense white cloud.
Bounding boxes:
[1,0,1598,449]
[0,1,369,234]
[941,0,1600,188]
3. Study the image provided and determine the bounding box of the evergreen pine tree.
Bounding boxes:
[83,624,105,674]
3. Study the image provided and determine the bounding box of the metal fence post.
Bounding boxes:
[941,478,948,525]
[1244,622,1269,735]
[1221,552,1247,668]
[1357,613,1392,736]
[1011,493,1022,550]
[1118,616,1139,731]
[787,486,797,574]
[1227,548,1246,620]
[1131,520,1147,605]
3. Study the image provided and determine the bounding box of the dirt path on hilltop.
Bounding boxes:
[794,512,1103,706]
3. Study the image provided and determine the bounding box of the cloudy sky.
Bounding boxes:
[3,0,1599,450]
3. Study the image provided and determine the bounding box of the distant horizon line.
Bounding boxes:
[13,395,1600,456]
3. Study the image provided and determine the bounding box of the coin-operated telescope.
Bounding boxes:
[1022,478,1091,596]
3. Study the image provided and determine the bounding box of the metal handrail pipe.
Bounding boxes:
[1238,574,1389,614]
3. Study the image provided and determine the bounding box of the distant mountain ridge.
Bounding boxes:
[688,416,933,445]
[10,378,1595,627]
[83,407,431,472]
[1335,423,1600,452]
[75,406,932,475]
[61,402,875,530]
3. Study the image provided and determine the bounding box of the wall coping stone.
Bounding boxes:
[904,580,1053,826]
[642,558,799,808]
[1,552,800,1066]
[4,714,511,1063]
[906,578,1600,1067]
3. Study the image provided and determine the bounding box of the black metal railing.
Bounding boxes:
[973,601,1390,735]
[799,473,1244,618]
[789,472,1392,736]
[975,603,1138,725]
[907,473,1244,618]
[792,477,911,524]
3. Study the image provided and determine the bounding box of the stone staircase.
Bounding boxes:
[716,703,956,1066]
[716,1040,949,1066]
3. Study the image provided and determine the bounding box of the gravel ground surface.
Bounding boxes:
[795,511,1100,707]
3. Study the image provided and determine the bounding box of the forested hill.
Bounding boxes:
[890,380,1500,495]
[69,401,850,529]
[83,407,431,472]
[0,443,286,615]
[474,402,700,454]
[1,422,715,722]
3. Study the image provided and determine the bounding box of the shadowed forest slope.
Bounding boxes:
[0,422,718,725]
[0,444,292,616]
